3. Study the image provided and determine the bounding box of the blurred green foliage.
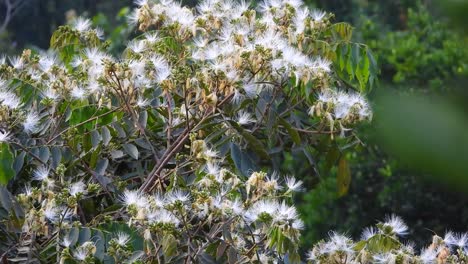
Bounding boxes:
[295,0,468,250]
[364,5,468,89]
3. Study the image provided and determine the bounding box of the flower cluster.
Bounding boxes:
[119,167,305,262]
[307,215,468,264]
[0,0,375,262]
[309,89,372,135]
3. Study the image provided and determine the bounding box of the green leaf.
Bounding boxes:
[337,156,351,197]
[278,118,301,145]
[332,22,354,41]
[162,234,178,261]
[78,227,91,245]
[0,143,15,185]
[139,111,148,129]
[228,121,270,160]
[91,130,101,148]
[101,126,112,146]
[123,143,139,160]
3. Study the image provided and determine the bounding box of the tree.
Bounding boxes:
[0,0,376,262]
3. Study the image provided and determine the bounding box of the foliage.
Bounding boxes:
[0,0,376,262]
[362,4,468,89]
[307,215,468,263]
[297,0,468,249]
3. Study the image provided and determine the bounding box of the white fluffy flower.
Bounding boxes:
[32,166,49,181]
[120,190,148,208]
[23,112,40,133]
[69,181,87,197]
[167,190,190,204]
[0,130,10,142]
[419,248,437,264]
[73,246,88,261]
[361,226,378,240]
[73,17,92,32]
[285,176,303,192]
[114,232,131,246]
[236,110,255,125]
[311,9,327,22]
[383,214,409,236]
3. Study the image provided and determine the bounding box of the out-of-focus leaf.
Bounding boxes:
[101,126,112,146]
[13,151,26,176]
[278,118,301,144]
[337,156,351,197]
[374,92,468,189]
[228,120,270,160]
[0,143,15,185]
[230,143,256,177]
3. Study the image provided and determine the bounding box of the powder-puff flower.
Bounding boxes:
[134,0,149,7]
[71,56,84,68]
[73,17,92,32]
[38,55,56,72]
[145,32,159,43]
[361,226,378,240]
[69,181,87,197]
[274,201,300,224]
[312,57,332,73]
[44,205,72,223]
[71,86,87,99]
[323,231,355,254]
[73,246,88,261]
[136,97,150,108]
[128,40,147,53]
[453,232,468,249]
[61,234,73,248]
[23,185,33,196]
[307,250,317,261]
[205,162,220,176]
[236,110,255,125]
[42,88,59,101]
[229,199,244,216]
[204,148,219,159]
[129,60,146,77]
[120,190,148,208]
[156,66,171,83]
[311,9,327,22]
[152,193,166,208]
[32,166,49,181]
[85,48,106,65]
[245,200,279,222]
[444,231,456,246]
[9,56,24,69]
[94,27,105,39]
[373,252,396,264]
[419,248,437,264]
[114,232,131,246]
[167,190,190,204]
[383,214,408,236]
[148,209,180,226]
[242,83,257,98]
[44,206,59,222]
[0,130,10,142]
[0,92,21,109]
[193,36,207,48]
[285,176,303,192]
[264,172,282,191]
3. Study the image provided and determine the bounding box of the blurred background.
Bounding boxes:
[2,0,468,251]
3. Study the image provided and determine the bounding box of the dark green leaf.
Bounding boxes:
[0,143,15,185]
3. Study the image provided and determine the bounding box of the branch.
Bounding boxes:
[0,0,30,34]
